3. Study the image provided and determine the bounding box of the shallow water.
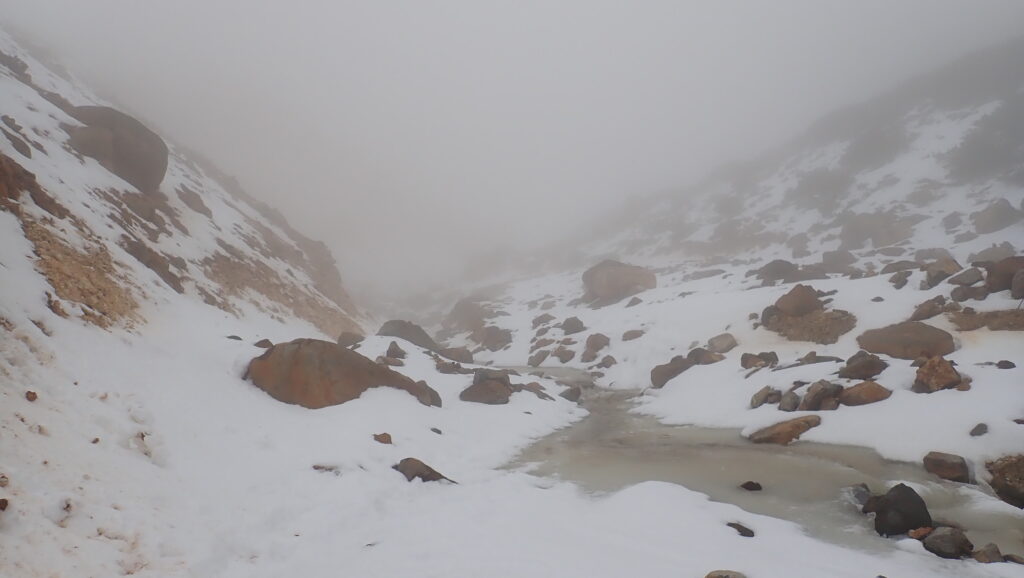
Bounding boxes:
[507,368,1024,556]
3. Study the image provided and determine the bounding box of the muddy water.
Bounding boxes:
[508,368,1024,556]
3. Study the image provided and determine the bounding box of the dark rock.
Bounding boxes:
[460,375,512,405]
[622,329,644,341]
[707,332,738,354]
[871,296,884,302]
[688,347,725,365]
[838,381,892,406]
[857,322,955,360]
[626,296,643,307]
[561,317,586,335]
[528,350,550,367]
[748,415,821,445]
[439,347,473,364]
[889,270,912,289]
[227,335,242,340]
[778,391,800,412]
[726,522,754,537]
[393,457,454,483]
[996,360,1016,369]
[947,267,983,286]
[912,357,962,393]
[969,423,988,437]
[245,339,441,409]
[650,356,693,388]
[1007,554,1024,565]
[739,481,762,491]
[254,338,273,348]
[838,350,889,380]
[582,260,657,304]
[373,432,392,444]
[532,313,556,329]
[983,256,1024,293]
[386,341,407,360]
[922,527,973,559]
[559,385,582,403]
[923,451,970,483]
[797,380,843,411]
[750,386,782,409]
[377,320,439,351]
[987,455,1024,508]
[862,483,932,536]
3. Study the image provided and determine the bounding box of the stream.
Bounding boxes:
[506,367,1024,556]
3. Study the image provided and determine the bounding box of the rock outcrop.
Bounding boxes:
[67,105,168,191]
[377,320,440,351]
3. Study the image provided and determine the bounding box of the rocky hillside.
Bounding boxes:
[0,27,361,354]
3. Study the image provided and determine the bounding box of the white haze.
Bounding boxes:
[2,1,1023,305]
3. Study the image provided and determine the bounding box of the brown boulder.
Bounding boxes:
[922,527,973,559]
[622,329,645,341]
[439,347,473,364]
[889,270,912,289]
[687,347,725,365]
[984,256,1024,292]
[532,313,556,329]
[921,258,962,289]
[947,267,983,286]
[337,331,364,348]
[909,296,946,322]
[912,357,961,393]
[923,451,970,483]
[762,308,856,344]
[651,356,693,388]
[838,381,892,406]
[68,105,168,191]
[552,346,575,363]
[527,350,550,367]
[460,371,513,405]
[774,284,823,317]
[393,457,454,483]
[373,432,392,444]
[386,341,407,359]
[378,320,439,351]
[749,386,782,409]
[856,321,955,360]
[971,198,1023,235]
[838,350,889,380]
[245,338,441,409]
[707,332,738,354]
[987,455,1024,508]
[582,260,657,303]
[797,380,843,411]
[472,325,513,351]
[748,415,821,445]
[585,333,610,353]
[560,317,587,335]
[597,355,617,369]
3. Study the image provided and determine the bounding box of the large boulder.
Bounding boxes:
[987,455,1024,508]
[377,320,440,351]
[460,370,513,404]
[971,198,1023,235]
[774,284,823,316]
[748,416,821,445]
[912,357,961,393]
[856,322,955,360]
[67,105,168,191]
[837,350,888,380]
[862,483,932,536]
[983,256,1024,293]
[245,338,441,409]
[838,381,891,406]
[582,260,656,303]
[797,380,843,411]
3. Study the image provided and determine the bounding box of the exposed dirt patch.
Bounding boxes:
[764,309,857,344]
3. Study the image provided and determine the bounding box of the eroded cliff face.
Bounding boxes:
[0,29,362,339]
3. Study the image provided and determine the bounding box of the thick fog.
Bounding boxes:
[3,1,1024,305]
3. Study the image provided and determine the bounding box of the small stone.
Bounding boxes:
[392,457,454,483]
[227,335,242,340]
[707,333,738,354]
[430,427,442,435]
[0,474,8,487]
[922,526,973,559]
[871,296,884,302]
[373,433,392,444]
[25,391,37,402]
[726,522,754,537]
[969,423,988,437]
[749,386,782,409]
[908,527,933,540]
[704,572,747,578]
[996,360,1016,369]
[0,498,7,511]
[254,338,273,348]
[559,385,582,403]
[778,391,800,412]
[739,481,762,491]
[923,451,970,483]
[972,542,1003,563]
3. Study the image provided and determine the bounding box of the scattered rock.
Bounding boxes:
[739,481,762,491]
[857,322,955,360]
[862,483,932,536]
[797,380,843,411]
[439,347,473,364]
[393,457,454,483]
[762,306,856,345]
[947,268,983,286]
[778,391,800,412]
[726,522,754,537]
[774,284,823,316]
[336,331,364,348]
[996,360,1016,369]
[969,423,988,437]
[838,351,889,380]
[912,357,961,393]
[254,338,273,348]
[748,415,821,445]
[983,256,1024,293]
[986,455,1024,508]
[871,296,884,302]
[650,356,693,388]
[704,572,747,578]
[245,339,441,409]
[688,347,725,365]
[472,325,514,351]
[597,355,617,369]
[560,317,586,335]
[922,527,973,559]
[377,320,439,351]
[740,351,778,369]
[971,542,1003,563]
[373,433,392,444]
[386,341,407,360]
[923,451,970,483]
[622,329,644,341]
[376,356,404,367]
[532,313,556,329]
[25,390,37,402]
[460,370,513,405]
[582,259,657,304]
[528,350,550,367]
[626,296,643,307]
[559,385,582,403]
[227,335,242,341]
[909,295,947,322]
[0,498,8,511]
[430,427,442,435]
[838,381,892,406]
[707,333,738,354]
[889,270,912,289]
[750,386,782,409]
[971,197,1023,235]
[552,346,575,364]
[922,258,962,289]
[950,284,988,302]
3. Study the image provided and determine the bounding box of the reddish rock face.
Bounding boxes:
[582,260,656,303]
[246,338,441,409]
[857,321,956,360]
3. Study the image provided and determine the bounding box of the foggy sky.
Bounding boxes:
[3,1,1024,305]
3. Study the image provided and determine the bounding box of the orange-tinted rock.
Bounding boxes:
[393,457,453,483]
[838,381,892,406]
[373,432,392,444]
[748,416,822,445]
[245,338,441,409]
[912,357,961,393]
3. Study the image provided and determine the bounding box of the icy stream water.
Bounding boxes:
[506,367,1024,557]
